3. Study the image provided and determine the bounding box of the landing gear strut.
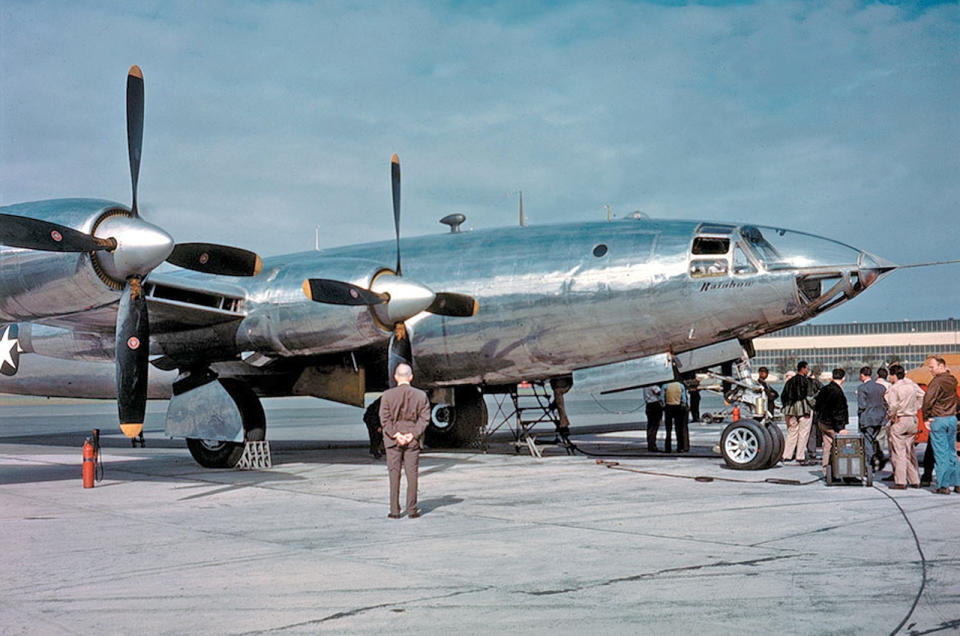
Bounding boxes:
[708,356,783,470]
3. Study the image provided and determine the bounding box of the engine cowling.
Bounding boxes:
[0,199,134,322]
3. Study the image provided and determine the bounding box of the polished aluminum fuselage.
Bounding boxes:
[0,198,882,398]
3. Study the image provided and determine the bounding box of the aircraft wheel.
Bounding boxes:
[765,422,785,468]
[700,413,713,424]
[186,438,245,468]
[425,386,487,448]
[186,379,265,468]
[720,420,770,470]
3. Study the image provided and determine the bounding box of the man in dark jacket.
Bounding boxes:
[815,368,849,475]
[363,397,385,459]
[781,361,818,465]
[856,366,888,471]
[757,366,779,417]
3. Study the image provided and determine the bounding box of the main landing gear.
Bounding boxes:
[184,379,266,469]
[425,385,487,448]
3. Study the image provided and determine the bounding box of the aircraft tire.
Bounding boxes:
[720,420,770,470]
[765,422,785,468]
[185,379,265,468]
[425,385,487,448]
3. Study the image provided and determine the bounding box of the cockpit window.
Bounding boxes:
[740,226,782,264]
[696,223,736,235]
[733,246,757,274]
[690,258,728,277]
[740,225,860,270]
[691,237,730,255]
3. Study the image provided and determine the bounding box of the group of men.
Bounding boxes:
[643,378,696,453]
[368,357,960,518]
[779,356,960,492]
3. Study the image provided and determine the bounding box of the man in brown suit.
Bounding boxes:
[379,363,431,518]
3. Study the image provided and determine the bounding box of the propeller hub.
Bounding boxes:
[94,213,175,281]
[371,273,436,325]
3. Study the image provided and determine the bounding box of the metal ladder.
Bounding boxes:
[486,382,572,457]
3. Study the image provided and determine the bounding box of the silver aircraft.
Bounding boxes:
[0,67,896,470]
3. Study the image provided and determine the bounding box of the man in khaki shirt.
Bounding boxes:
[884,364,924,489]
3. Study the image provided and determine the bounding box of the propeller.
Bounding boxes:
[302,154,478,384]
[0,215,116,253]
[392,154,402,275]
[0,65,263,438]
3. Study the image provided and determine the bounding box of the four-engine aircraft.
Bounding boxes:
[0,67,897,470]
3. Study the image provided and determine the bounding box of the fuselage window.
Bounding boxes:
[691,237,730,255]
[733,246,757,274]
[593,244,608,257]
[690,258,729,277]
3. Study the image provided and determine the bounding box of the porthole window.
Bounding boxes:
[593,244,608,257]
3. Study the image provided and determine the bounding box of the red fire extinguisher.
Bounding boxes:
[82,438,95,488]
[732,405,741,422]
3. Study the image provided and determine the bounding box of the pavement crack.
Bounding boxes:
[235,586,491,634]
[526,554,800,596]
[907,617,960,635]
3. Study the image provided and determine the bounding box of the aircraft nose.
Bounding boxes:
[858,251,897,289]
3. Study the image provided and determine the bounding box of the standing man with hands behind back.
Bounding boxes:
[380,363,431,518]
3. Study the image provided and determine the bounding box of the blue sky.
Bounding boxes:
[1,0,958,323]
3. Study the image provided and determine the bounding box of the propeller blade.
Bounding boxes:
[0,214,115,253]
[302,278,387,306]
[116,277,149,439]
[126,66,145,217]
[167,243,262,277]
[427,292,478,317]
[391,153,402,275]
[387,323,413,388]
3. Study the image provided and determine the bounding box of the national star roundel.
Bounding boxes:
[0,324,20,376]
[127,336,141,351]
[50,230,63,242]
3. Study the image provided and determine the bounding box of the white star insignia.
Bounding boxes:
[0,326,18,372]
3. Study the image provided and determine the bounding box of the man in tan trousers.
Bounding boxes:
[883,364,924,489]
[379,363,431,519]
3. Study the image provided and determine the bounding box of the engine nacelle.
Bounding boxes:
[0,199,130,322]
[237,257,391,357]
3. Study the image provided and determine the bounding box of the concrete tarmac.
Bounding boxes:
[2,397,959,635]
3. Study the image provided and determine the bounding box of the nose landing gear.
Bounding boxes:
[706,358,784,470]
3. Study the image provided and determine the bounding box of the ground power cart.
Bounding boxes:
[825,432,873,486]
